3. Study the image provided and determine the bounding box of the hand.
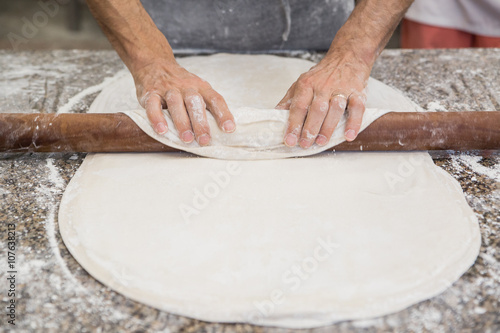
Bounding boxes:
[133,59,236,145]
[277,51,371,148]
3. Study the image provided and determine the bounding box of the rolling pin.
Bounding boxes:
[0,111,499,153]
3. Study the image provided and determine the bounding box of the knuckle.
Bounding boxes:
[277,98,292,108]
[347,90,367,106]
[347,100,365,114]
[184,93,204,107]
[182,88,197,98]
[141,92,163,109]
[297,73,313,86]
[292,106,309,115]
[351,94,366,106]
[331,96,347,110]
[291,101,309,114]
[209,94,225,108]
[165,89,181,104]
[186,96,207,124]
[192,77,212,90]
[289,125,302,136]
[201,80,213,90]
[314,101,329,115]
[140,91,155,106]
[296,79,311,90]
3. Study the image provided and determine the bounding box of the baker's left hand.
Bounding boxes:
[277,51,371,148]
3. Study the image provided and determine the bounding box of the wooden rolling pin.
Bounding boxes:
[0,112,499,153]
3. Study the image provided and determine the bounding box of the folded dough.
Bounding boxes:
[95,54,419,159]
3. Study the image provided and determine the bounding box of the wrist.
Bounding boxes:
[325,0,411,69]
[322,43,376,74]
[128,48,178,74]
[325,33,379,69]
[106,10,177,74]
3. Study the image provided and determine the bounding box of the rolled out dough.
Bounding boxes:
[59,54,480,328]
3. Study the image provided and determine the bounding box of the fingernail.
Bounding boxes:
[181,131,194,143]
[284,133,297,147]
[156,123,168,135]
[316,134,328,146]
[197,134,211,146]
[345,129,356,141]
[299,138,312,149]
[222,120,236,133]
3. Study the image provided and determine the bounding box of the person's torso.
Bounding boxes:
[140,0,355,52]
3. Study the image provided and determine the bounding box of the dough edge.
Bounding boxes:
[58,54,481,328]
[59,152,481,329]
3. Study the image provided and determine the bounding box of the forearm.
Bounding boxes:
[85,0,176,72]
[327,0,414,66]
[280,0,414,147]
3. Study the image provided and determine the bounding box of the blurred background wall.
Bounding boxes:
[0,0,111,50]
[0,0,400,51]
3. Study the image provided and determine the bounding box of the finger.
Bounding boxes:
[299,95,330,148]
[283,86,313,147]
[143,92,168,135]
[316,95,347,146]
[344,93,366,142]
[203,89,235,133]
[165,89,194,143]
[184,91,211,146]
[276,83,296,110]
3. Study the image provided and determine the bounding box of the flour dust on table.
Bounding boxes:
[59,54,480,328]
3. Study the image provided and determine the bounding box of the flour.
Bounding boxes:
[57,71,127,114]
[280,0,292,42]
[35,159,84,292]
[453,155,500,181]
[426,101,447,112]
[0,56,78,97]
[15,155,132,330]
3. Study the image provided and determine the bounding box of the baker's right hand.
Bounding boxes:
[132,59,236,145]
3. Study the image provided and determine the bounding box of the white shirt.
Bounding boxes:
[405,0,500,37]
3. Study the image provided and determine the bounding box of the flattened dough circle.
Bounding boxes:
[59,54,480,328]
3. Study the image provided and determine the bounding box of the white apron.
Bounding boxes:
[405,0,500,37]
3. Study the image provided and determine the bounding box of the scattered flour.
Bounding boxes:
[0,59,79,97]
[453,155,500,181]
[426,101,447,112]
[0,164,9,195]
[57,71,127,114]
[39,159,85,291]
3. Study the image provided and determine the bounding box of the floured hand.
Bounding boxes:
[277,51,370,148]
[134,60,236,145]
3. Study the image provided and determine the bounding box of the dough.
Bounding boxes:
[59,54,480,328]
[106,54,420,159]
